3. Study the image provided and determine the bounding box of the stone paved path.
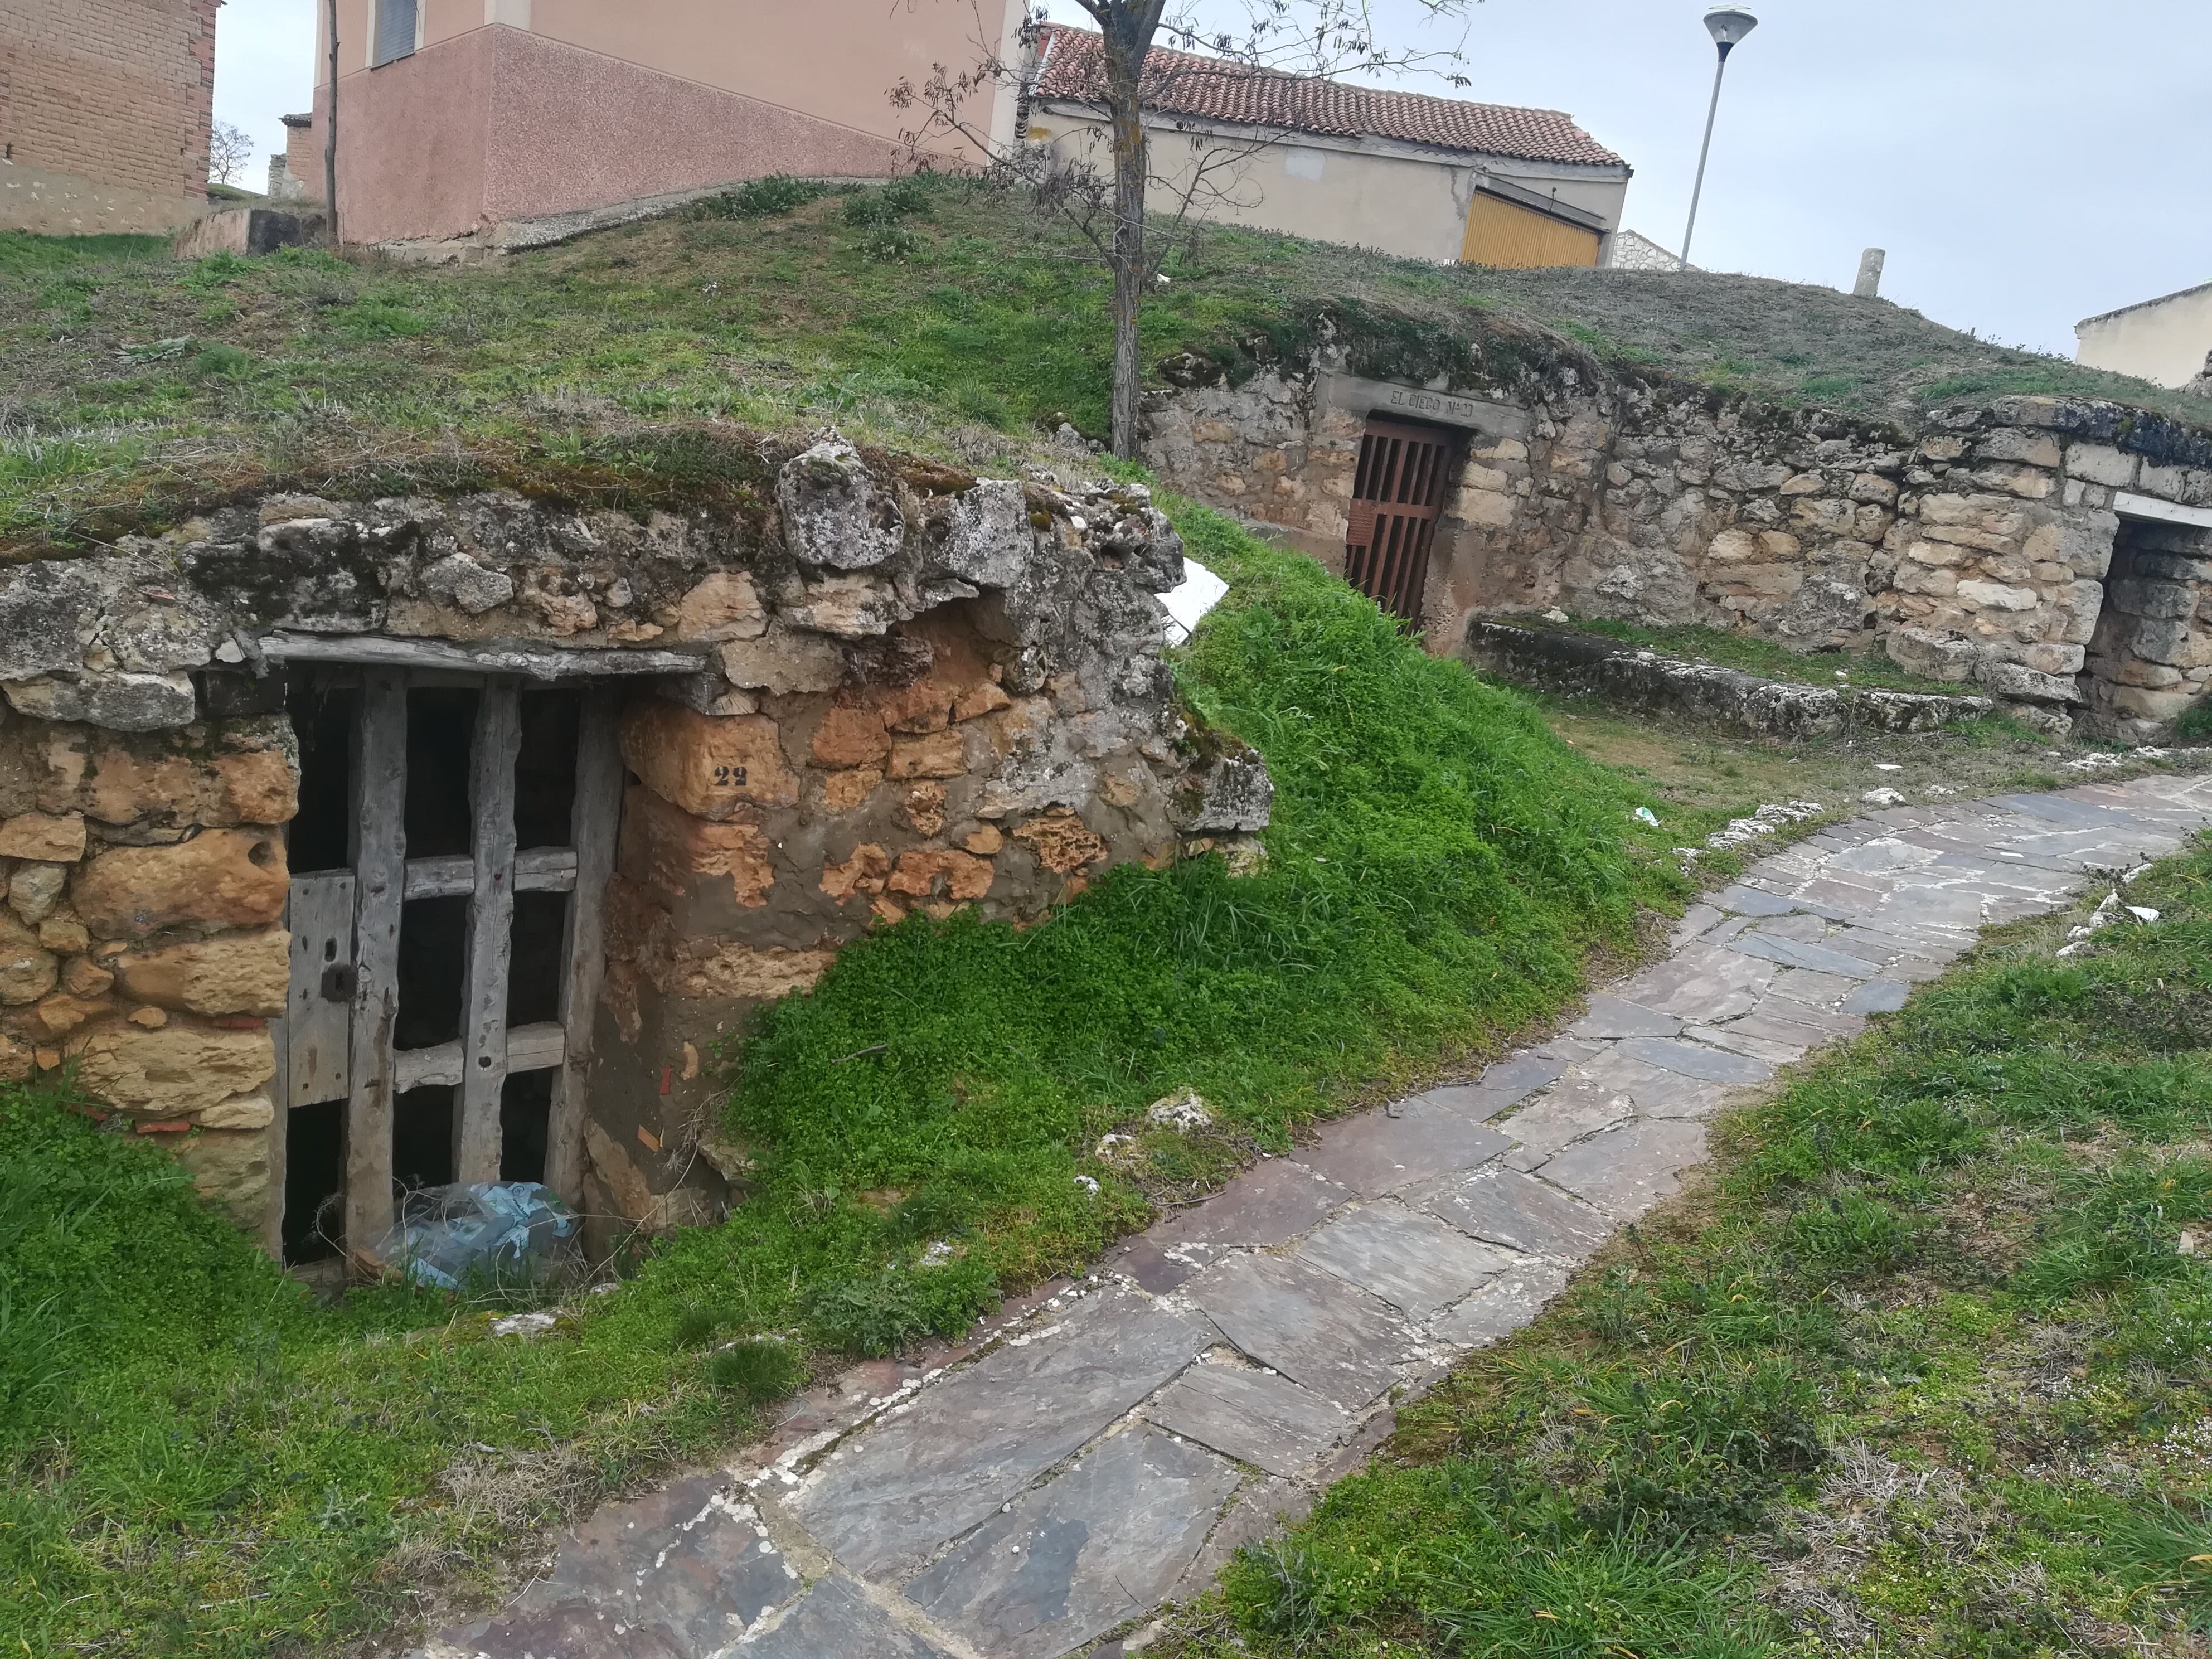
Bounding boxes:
[414,773,2212,1659]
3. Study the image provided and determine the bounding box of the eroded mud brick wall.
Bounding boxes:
[1147,348,2212,736]
[0,435,1270,1244]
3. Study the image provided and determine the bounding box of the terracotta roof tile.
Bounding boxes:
[1033,26,1627,171]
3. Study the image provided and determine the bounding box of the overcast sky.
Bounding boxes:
[212,0,2209,357]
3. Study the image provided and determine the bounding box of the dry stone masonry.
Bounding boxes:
[0,434,1269,1246]
[1146,345,2212,740]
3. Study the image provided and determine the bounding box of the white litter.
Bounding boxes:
[1542,607,1570,624]
[1146,1089,1214,1131]
[2129,906,2162,924]
[1632,806,1661,827]
[489,1311,557,1338]
[1705,800,1823,851]
[1160,558,1231,646]
[1861,788,1907,807]
[1073,1175,1100,1195]
[1874,763,1903,772]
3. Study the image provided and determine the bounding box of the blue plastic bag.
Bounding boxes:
[370,1181,580,1290]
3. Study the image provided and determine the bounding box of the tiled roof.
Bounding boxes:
[1032,26,1628,171]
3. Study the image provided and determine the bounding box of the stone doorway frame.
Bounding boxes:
[266,641,648,1264]
[2080,491,2212,741]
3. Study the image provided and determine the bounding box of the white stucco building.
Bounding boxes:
[2077,282,2212,391]
[1025,26,1632,269]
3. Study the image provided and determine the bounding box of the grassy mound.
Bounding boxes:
[0,509,1689,1656]
[1172,837,2212,1658]
[8,176,2211,545]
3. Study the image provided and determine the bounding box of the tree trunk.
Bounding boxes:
[324,0,341,248]
[1104,75,1147,459]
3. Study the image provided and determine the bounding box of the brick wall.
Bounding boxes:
[1,0,222,205]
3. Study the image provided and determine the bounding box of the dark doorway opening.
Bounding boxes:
[394,1084,457,1192]
[395,896,468,1052]
[404,686,480,859]
[287,682,358,874]
[282,1099,346,1263]
[1345,418,1455,624]
[500,1070,554,1183]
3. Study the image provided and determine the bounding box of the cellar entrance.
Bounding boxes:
[277,668,622,1265]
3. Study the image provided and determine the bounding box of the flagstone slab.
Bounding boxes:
[421,1476,798,1659]
[1568,992,1685,1040]
[1291,1104,1510,1199]
[1189,1254,1408,1409]
[1614,942,1774,1021]
[1726,933,1885,978]
[1493,1078,1635,1162]
[1145,1362,1349,1477]
[1429,1260,1575,1346]
[1842,978,1910,1015]
[1725,1008,1864,1051]
[742,1576,961,1658]
[1540,1119,1710,1221]
[1766,966,1861,1009]
[1616,1035,1774,1084]
[1168,1476,1314,1604]
[905,1428,1239,1659]
[793,1296,1208,1581]
[1298,1202,1514,1317]
[1422,1166,1612,1261]
[1418,1053,1569,1121]
[1563,1047,1728,1118]
[1684,1023,1807,1065]
[1154,1159,1349,1250]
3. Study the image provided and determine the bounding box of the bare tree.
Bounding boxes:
[897,1,1482,458]
[324,0,342,246]
[207,120,254,189]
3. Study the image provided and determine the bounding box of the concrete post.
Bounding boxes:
[1853,248,1886,299]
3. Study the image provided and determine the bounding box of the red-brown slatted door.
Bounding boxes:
[1343,419,1452,624]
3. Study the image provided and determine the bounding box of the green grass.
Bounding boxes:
[7,174,2211,546]
[0,508,1695,1656]
[1163,837,2212,1659]
[1521,614,1975,695]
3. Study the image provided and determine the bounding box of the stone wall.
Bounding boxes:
[1144,353,2212,738]
[0,434,1269,1248]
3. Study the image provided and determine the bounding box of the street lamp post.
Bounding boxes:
[1679,6,1758,273]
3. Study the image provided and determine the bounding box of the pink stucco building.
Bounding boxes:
[284,0,1025,247]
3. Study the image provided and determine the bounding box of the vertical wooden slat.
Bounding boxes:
[286,874,356,1108]
[454,678,520,1183]
[265,890,294,1260]
[545,688,623,1202]
[345,671,406,1260]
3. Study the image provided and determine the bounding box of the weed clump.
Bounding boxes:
[705,1338,805,1404]
[688,174,835,221]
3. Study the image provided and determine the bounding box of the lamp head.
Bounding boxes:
[1704,6,1759,54]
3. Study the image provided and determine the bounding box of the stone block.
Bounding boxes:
[1977,661,2082,705]
[1452,487,1515,530]
[668,571,767,641]
[1540,1119,1709,1221]
[1189,1253,1407,1409]
[2103,683,2200,722]
[2066,443,2139,488]
[2023,642,2087,677]
[1971,464,2054,500]
[1956,579,2039,613]
[197,1090,275,1130]
[2108,579,2197,621]
[71,831,288,939]
[1156,1159,1347,1250]
[885,729,966,779]
[4,672,198,731]
[67,1020,275,1115]
[618,703,798,818]
[716,629,845,695]
[1422,1166,1612,1260]
[617,784,775,906]
[8,862,66,925]
[168,1126,270,1228]
[809,705,890,767]
[777,436,904,570]
[111,928,289,1016]
[1974,430,2062,468]
[0,811,85,861]
[1,915,61,1008]
[1298,1201,1512,1316]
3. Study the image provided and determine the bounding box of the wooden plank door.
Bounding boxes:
[1344,419,1453,624]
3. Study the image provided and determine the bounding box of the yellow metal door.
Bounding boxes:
[1459,193,1603,270]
